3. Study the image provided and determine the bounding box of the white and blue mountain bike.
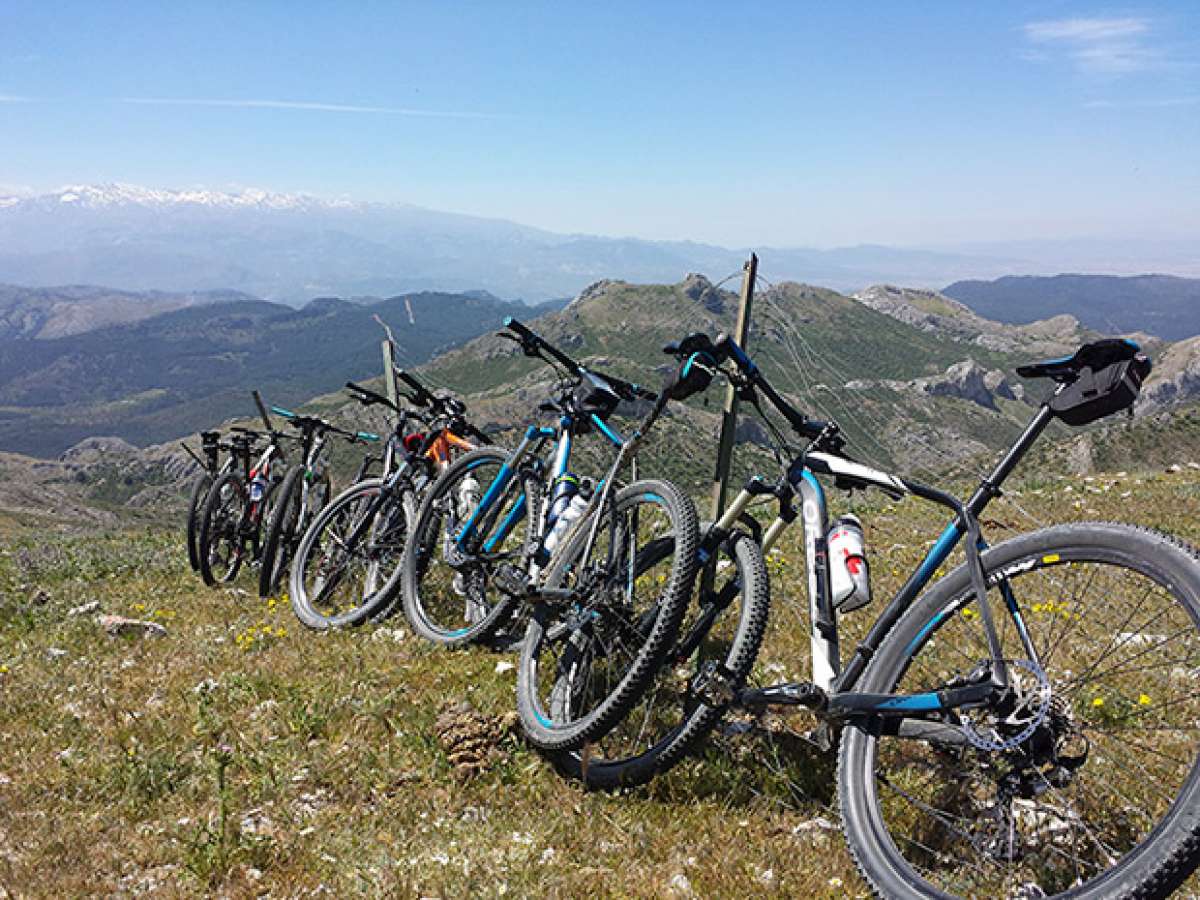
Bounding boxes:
[546,333,1200,899]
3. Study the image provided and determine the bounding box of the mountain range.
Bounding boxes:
[2,183,1196,303]
[943,274,1200,341]
[0,289,533,457]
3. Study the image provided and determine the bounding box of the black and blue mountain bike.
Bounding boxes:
[400,317,702,749]
[256,404,382,598]
[546,333,1200,899]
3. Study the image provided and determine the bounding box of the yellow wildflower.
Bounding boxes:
[1092,697,1105,708]
[1138,694,1152,706]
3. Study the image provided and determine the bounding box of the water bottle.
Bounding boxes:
[451,473,482,597]
[456,473,480,520]
[546,473,581,529]
[543,494,589,560]
[249,471,268,503]
[827,514,871,612]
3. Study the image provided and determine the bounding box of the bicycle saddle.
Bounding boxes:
[1016,338,1142,383]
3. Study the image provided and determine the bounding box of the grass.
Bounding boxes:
[2,465,1200,897]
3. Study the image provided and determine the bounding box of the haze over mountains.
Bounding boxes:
[2,184,1196,303]
[943,274,1200,341]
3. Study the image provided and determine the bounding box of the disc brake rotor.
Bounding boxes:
[960,659,1052,752]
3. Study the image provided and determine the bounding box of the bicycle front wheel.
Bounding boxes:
[517,479,700,752]
[258,465,302,598]
[288,478,412,630]
[544,526,769,788]
[399,447,524,647]
[186,470,213,572]
[839,522,1200,899]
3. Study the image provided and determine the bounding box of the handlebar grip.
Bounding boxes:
[715,334,756,373]
[356,431,381,443]
[502,316,534,340]
[270,406,297,419]
[395,368,434,404]
[345,381,392,408]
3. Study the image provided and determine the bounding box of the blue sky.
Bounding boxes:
[1,1,1197,247]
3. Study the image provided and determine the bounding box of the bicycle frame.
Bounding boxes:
[456,412,626,571]
[711,404,1056,721]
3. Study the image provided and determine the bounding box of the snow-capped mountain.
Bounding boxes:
[1,182,1190,304]
[23,183,353,211]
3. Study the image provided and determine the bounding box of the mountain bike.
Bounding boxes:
[559,333,1200,898]
[398,316,700,751]
[256,405,382,598]
[196,391,290,587]
[288,373,487,629]
[182,429,233,573]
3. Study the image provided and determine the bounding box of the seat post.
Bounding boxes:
[966,404,1056,518]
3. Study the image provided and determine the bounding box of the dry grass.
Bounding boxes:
[2,466,1200,897]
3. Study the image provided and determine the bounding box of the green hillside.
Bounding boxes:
[0,292,532,457]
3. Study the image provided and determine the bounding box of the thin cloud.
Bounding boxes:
[1024,16,1160,75]
[1084,96,1199,109]
[118,97,505,119]
[0,94,36,102]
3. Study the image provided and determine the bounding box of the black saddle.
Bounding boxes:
[1018,339,1152,426]
[1017,338,1143,383]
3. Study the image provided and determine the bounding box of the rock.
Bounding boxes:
[1065,437,1095,475]
[667,873,694,897]
[1137,336,1200,411]
[793,815,837,834]
[983,369,1018,401]
[494,660,515,675]
[569,280,622,309]
[67,600,100,617]
[98,614,167,638]
[58,435,140,464]
[734,417,772,447]
[239,808,276,838]
[46,647,68,659]
[680,273,727,315]
[924,360,997,410]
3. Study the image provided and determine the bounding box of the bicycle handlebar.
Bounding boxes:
[663,332,827,440]
[502,316,657,403]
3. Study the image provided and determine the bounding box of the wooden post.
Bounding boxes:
[709,253,757,519]
[381,339,399,408]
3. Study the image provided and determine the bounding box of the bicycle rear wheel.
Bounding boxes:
[545,527,769,789]
[839,522,1200,899]
[198,473,247,586]
[517,479,700,752]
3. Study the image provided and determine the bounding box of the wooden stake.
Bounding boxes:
[710,253,757,519]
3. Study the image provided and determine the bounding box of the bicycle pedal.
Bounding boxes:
[738,681,828,712]
[492,562,531,597]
